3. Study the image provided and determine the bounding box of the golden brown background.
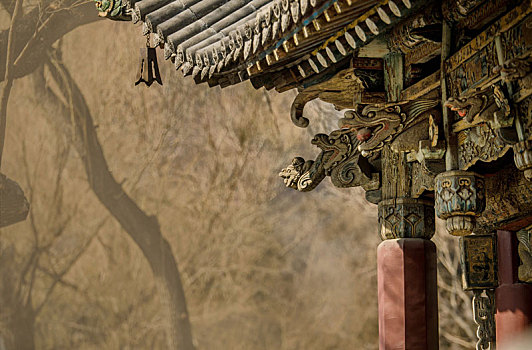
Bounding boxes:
[0,6,476,349]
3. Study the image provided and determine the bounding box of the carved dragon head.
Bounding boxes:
[444,95,486,122]
[338,100,439,154]
[279,157,304,190]
[445,87,510,125]
[279,157,317,191]
[311,131,358,171]
[279,130,360,192]
[339,104,404,153]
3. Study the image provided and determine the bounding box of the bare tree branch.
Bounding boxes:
[34,216,108,316]
[0,0,23,168]
[0,1,100,84]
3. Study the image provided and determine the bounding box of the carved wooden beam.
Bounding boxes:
[288,66,385,127]
[401,70,440,101]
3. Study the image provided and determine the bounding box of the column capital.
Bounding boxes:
[378,198,435,240]
[434,170,486,236]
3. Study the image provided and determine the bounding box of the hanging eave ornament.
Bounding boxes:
[460,234,498,350]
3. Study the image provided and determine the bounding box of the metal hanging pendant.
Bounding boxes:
[472,289,496,350]
[135,34,162,87]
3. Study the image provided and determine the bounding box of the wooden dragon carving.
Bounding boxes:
[340,99,439,155]
[280,99,440,192]
[279,130,377,192]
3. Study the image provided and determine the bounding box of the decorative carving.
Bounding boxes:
[447,40,499,98]
[472,289,496,350]
[494,56,532,101]
[454,0,514,30]
[457,124,511,170]
[494,57,532,83]
[410,161,437,198]
[446,85,511,128]
[339,99,439,156]
[519,95,532,139]
[500,15,532,68]
[442,0,485,22]
[279,129,379,192]
[517,226,532,283]
[378,198,435,240]
[476,165,532,232]
[514,139,532,181]
[93,0,130,20]
[279,156,321,191]
[405,41,442,67]
[289,68,385,128]
[435,170,485,236]
[389,4,441,65]
[459,235,498,290]
[445,2,532,96]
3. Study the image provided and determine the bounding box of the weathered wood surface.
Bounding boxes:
[477,164,532,232]
[289,66,386,127]
[381,145,412,200]
[401,70,440,101]
[383,52,403,102]
[445,1,532,97]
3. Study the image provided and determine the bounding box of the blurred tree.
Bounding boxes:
[0,132,106,349]
[0,1,194,348]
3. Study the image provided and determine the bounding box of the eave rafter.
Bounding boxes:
[212,0,420,89]
[95,0,424,90]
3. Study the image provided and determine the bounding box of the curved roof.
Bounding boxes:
[117,0,420,89]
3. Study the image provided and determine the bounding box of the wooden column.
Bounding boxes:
[377,146,439,349]
[378,45,439,348]
[495,230,532,346]
[378,239,439,350]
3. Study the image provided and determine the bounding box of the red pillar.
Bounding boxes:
[378,238,439,350]
[495,230,532,346]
